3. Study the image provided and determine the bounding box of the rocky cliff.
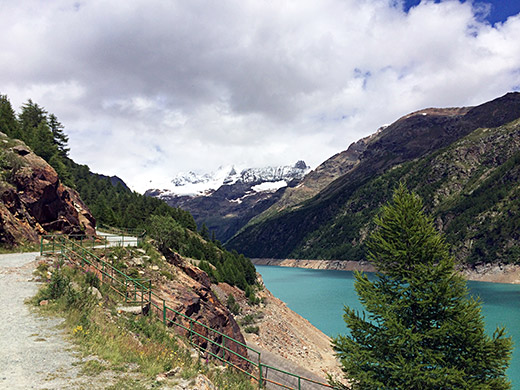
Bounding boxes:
[0,132,96,246]
[97,245,249,371]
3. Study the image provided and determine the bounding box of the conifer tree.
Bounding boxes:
[32,121,58,162]
[48,114,69,157]
[18,99,47,144]
[332,184,512,390]
[0,94,21,138]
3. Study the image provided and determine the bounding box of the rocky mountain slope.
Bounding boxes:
[227,92,520,266]
[145,162,310,242]
[0,132,95,246]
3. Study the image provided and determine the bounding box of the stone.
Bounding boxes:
[89,287,102,300]
[116,305,143,315]
[39,300,49,306]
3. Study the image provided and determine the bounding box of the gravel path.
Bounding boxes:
[0,252,88,389]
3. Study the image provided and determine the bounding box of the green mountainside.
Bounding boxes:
[227,92,520,265]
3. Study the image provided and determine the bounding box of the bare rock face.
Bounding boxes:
[0,134,95,246]
[154,253,249,371]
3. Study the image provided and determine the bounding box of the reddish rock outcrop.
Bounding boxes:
[0,133,95,246]
[152,253,249,371]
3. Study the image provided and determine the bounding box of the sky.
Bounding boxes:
[1,0,520,193]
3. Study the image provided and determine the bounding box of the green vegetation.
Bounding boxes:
[148,215,257,289]
[31,259,256,390]
[332,185,512,389]
[226,294,241,315]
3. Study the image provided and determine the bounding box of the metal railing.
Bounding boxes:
[40,234,336,389]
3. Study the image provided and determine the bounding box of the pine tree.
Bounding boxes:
[332,184,512,390]
[18,99,47,144]
[0,94,21,138]
[47,114,69,157]
[32,121,58,162]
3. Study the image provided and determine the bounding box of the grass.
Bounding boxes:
[31,258,256,390]
[0,241,41,254]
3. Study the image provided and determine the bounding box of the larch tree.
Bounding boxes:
[332,184,512,390]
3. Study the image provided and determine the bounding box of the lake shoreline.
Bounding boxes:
[252,258,520,284]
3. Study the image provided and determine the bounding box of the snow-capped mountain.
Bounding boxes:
[150,161,310,197]
[144,161,311,242]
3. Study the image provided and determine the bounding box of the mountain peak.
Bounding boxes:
[147,162,310,197]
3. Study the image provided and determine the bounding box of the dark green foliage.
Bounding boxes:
[332,185,512,390]
[226,294,241,315]
[0,95,20,139]
[48,114,69,157]
[245,285,260,305]
[147,215,185,253]
[32,121,58,161]
[147,215,257,290]
[85,271,100,289]
[199,223,210,240]
[44,268,70,300]
[244,325,259,335]
[18,99,47,142]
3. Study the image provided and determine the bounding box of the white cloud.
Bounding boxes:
[1,0,519,192]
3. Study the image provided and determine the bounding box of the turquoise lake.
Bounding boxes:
[256,265,520,389]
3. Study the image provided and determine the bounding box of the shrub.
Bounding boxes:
[226,294,241,315]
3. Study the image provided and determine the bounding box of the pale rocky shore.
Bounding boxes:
[253,258,520,284]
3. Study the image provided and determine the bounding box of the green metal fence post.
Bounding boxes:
[222,337,226,364]
[40,237,43,255]
[259,361,263,389]
[141,282,144,308]
[148,280,152,306]
[298,377,301,390]
[162,300,166,325]
[189,320,193,344]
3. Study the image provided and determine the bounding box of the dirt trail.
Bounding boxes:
[0,252,90,389]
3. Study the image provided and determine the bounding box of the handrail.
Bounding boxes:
[40,234,337,389]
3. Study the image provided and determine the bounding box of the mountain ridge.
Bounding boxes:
[226,92,520,266]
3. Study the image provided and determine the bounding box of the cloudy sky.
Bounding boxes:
[2,0,520,192]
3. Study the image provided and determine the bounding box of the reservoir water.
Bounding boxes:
[256,265,520,389]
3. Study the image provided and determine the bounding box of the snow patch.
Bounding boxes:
[252,180,288,192]
[155,161,310,196]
